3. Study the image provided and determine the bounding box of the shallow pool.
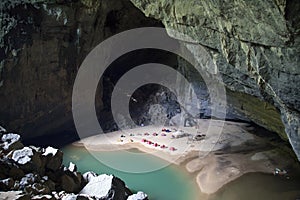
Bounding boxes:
[62,145,200,200]
[62,145,300,200]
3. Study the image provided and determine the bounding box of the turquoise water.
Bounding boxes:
[62,145,199,200]
[62,145,300,200]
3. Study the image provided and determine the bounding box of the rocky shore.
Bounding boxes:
[0,126,148,200]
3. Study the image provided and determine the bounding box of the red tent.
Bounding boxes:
[169,147,176,151]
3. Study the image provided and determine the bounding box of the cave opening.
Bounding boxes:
[96,48,214,133]
[1,0,300,199]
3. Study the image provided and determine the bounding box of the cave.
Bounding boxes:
[0,0,300,199]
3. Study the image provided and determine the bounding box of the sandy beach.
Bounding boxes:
[73,119,296,194]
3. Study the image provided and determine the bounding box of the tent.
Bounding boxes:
[169,147,176,151]
[172,130,189,138]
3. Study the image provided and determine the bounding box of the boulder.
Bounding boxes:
[42,147,58,157]
[42,147,63,171]
[61,193,78,200]
[124,187,133,197]
[63,194,96,200]
[12,147,44,174]
[75,195,95,200]
[0,178,15,191]
[0,191,31,200]
[25,183,51,195]
[80,174,127,200]
[19,173,41,190]
[41,176,56,192]
[60,173,82,193]
[9,164,25,180]
[57,192,95,200]
[82,171,97,183]
[0,158,12,179]
[60,167,84,192]
[0,131,144,200]
[74,172,83,188]
[12,147,33,165]
[1,133,24,152]
[127,192,148,200]
[30,151,44,175]
[31,194,55,200]
[68,162,77,172]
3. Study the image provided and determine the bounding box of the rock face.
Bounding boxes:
[0,0,299,159]
[130,0,300,160]
[0,127,145,200]
[0,0,161,139]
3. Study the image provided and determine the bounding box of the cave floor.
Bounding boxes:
[73,119,299,194]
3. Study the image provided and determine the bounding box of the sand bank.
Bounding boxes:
[73,119,296,194]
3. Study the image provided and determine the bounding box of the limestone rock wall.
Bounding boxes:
[1,0,299,160]
[0,0,161,138]
[130,0,300,159]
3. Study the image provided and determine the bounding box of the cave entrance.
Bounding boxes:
[96,48,211,133]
